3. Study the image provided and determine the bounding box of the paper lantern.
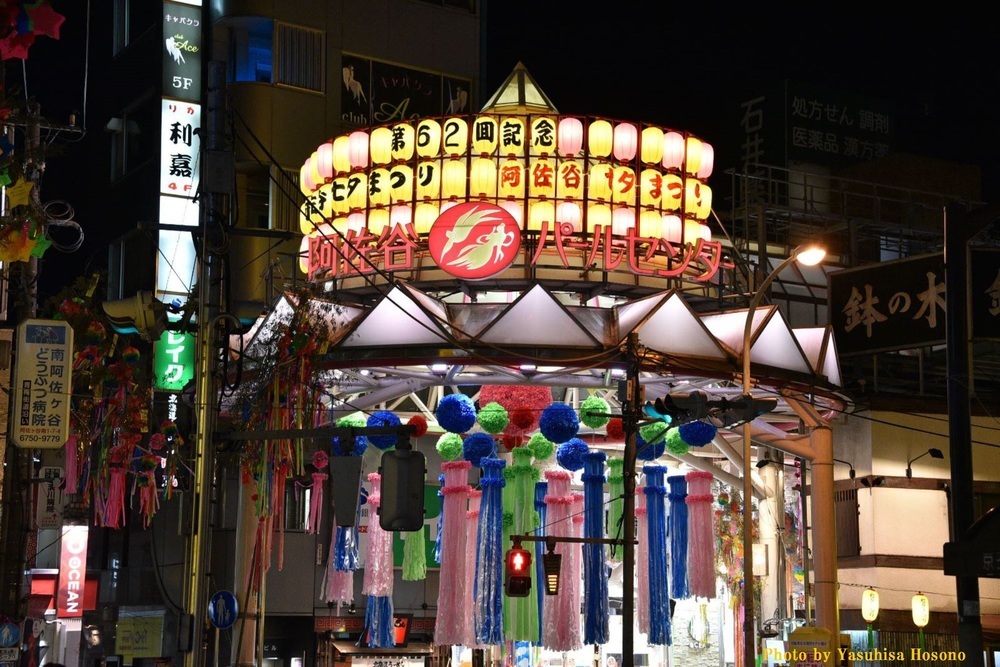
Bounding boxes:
[556,201,582,233]
[613,122,637,161]
[441,159,467,200]
[529,158,556,199]
[416,119,442,158]
[912,592,929,628]
[499,117,526,157]
[640,127,664,164]
[612,207,635,236]
[699,222,712,241]
[346,173,367,210]
[612,166,636,204]
[499,200,523,226]
[308,152,323,190]
[331,176,350,215]
[662,131,684,170]
[390,204,412,229]
[414,203,439,235]
[683,218,703,245]
[416,161,441,200]
[346,212,366,234]
[697,142,714,179]
[369,127,393,165]
[588,120,613,158]
[685,179,713,219]
[333,135,351,174]
[861,588,880,623]
[299,162,316,194]
[558,117,583,156]
[639,209,660,236]
[317,141,334,181]
[348,131,369,170]
[368,207,389,234]
[528,200,555,232]
[684,136,703,175]
[498,159,525,199]
[389,164,413,203]
[298,234,310,273]
[442,117,469,157]
[588,203,611,233]
[640,169,663,208]
[663,173,683,211]
[556,159,584,200]
[530,116,557,156]
[470,158,497,198]
[589,163,613,202]
[391,123,415,161]
[472,116,499,155]
[316,182,333,219]
[368,167,391,207]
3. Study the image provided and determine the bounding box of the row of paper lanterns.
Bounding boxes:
[860,587,930,628]
[299,116,714,194]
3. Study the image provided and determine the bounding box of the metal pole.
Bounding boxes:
[621,333,640,667]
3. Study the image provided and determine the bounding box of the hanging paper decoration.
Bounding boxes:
[679,421,717,447]
[434,473,445,565]
[665,428,690,456]
[436,432,464,461]
[638,422,668,460]
[504,447,540,642]
[556,437,588,471]
[135,454,159,528]
[606,417,624,440]
[435,459,472,646]
[463,488,482,646]
[542,470,581,651]
[367,410,402,450]
[533,481,547,627]
[436,393,477,433]
[686,471,716,598]
[307,450,329,534]
[333,413,369,455]
[667,474,690,600]
[527,432,555,461]
[408,414,429,438]
[643,464,671,646]
[475,457,506,645]
[463,432,496,467]
[479,385,552,437]
[606,457,625,562]
[539,402,580,443]
[636,481,650,636]
[582,450,609,645]
[362,473,395,647]
[402,524,427,582]
[477,401,510,434]
[579,395,611,429]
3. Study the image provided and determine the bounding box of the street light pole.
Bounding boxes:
[741,245,825,666]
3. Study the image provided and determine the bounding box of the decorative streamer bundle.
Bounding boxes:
[542,470,581,651]
[402,524,427,582]
[643,464,671,646]
[606,457,625,562]
[666,474,690,600]
[569,493,585,643]
[463,488,482,647]
[475,458,506,645]
[533,480,547,628]
[686,471,716,598]
[582,450,609,645]
[362,473,395,647]
[636,482,650,636]
[505,446,541,642]
[435,473,445,564]
[435,460,472,646]
[307,450,329,535]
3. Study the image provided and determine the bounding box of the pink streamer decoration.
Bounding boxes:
[636,484,650,635]
[542,470,581,651]
[362,473,394,597]
[434,460,471,646]
[569,492,585,641]
[64,436,78,494]
[139,472,159,529]
[321,529,354,607]
[307,472,327,534]
[686,471,716,598]
[104,466,127,528]
[464,489,482,647]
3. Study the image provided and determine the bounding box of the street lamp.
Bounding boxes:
[741,243,826,666]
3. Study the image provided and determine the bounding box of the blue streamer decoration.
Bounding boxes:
[434,473,445,565]
[582,451,609,645]
[363,595,396,648]
[534,480,548,626]
[643,465,671,646]
[667,475,690,600]
[335,489,366,570]
[475,457,507,645]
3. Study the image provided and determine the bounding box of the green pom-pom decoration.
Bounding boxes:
[502,512,514,529]
[527,433,555,460]
[477,401,510,434]
[436,432,464,461]
[639,421,668,443]
[665,428,690,456]
[580,395,611,429]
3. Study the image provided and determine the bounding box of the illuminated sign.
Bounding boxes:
[154,326,195,392]
[57,525,89,617]
[159,100,201,197]
[12,319,73,449]
[427,203,520,280]
[162,2,201,102]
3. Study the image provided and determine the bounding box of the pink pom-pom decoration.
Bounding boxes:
[313,450,330,470]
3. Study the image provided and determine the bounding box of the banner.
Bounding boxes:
[12,319,73,449]
[56,525,88,617]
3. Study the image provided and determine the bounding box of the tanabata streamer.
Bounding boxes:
[362,473,394,647]
[475,458,506,645]
[504,447,540,642]
[435,460,472,645]
[606,457,625,562]
[686,471,716,599]
[667,474,690,599]
[533,481,547,627]
[582,450,609,645]
[643,464,671,646]
[464,488,483,646]
[542,470,581,651]
[636,482,650,636]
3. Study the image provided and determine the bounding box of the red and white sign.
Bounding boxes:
[427,202,520,280]
[56,525,89,617]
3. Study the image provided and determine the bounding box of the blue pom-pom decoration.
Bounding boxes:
[436,393,477,434]
[636,431,666,461]
[367,410,402,450]
[556,437,589,471]
[462,432,496,468]
[539,402,579,444]
[679,420,717,448]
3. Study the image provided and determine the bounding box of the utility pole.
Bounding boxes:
[621,333,641,667]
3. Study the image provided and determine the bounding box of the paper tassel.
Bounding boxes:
[64,436,79,494]
[138,470,158,529]
[434,473,445,564]
[435,460,472,646]
[636,483,650,636]
[667,474,690,599]
[582,451,609,645]
[533,481,548,628]
[362,473,395,648]
[505,447,540,642]
[402,527,427,581]
[365,594,395,648]
[644,464,671,646]
[570,493,585,641]
[542,470,581,651]
[475,458,506,645]
[606,457,625,562]
[307,471,327,534]
[104,465,127,528]
[463,489,482,646]
[686,471,716,598]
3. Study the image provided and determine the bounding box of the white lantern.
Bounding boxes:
[390,204,412,229]
[558,117,583,156]
[662,131,685,170]
[317,141,334,182]
[499,200,523,226]
[556,201,582,233]
[861,588,880,623]
[697,142,715,179]
[348,131,369,170]
[613,123,638,161]
[612,206,635,236]
[912,593,929,628]
[661,214,682,243]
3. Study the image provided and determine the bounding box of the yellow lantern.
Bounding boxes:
[611,166,636,205]
[529,157,556,200]
[640,169,663,209]
[861,588,880,623]
[613,123,637,161]
[389,204,412,230]
[391,123,415,161]
[683,218,703,245]
[556,201,581,233]
[416,119,442,158]
[588,119,613,158]
[530,116,558,156]
[368,167,391,207]
[528,199,554,232]
[663,173,683,211]
[499,200,523,226]
[331,176,350,215]
[389,164,414,203]
[499,117,526,157]
[346,172,368,210]
[912,593,929,628]
[416,160,441,201]
[498,159,525,199]
[685,179,713,220]
[369,127,393,165]
[556,158,584,201]
[316,182,333,220]
[472,116,499,155]
[368,207,390,235]
[332,135,352,174]
[558,117,583,156]
[588,163,614,202]
[685,136,703,175]
[470,158,497,198]
[639,209,660,237]
[661,214,682,243]
[317,141,335,182]
[587,203,611,233]
[441,158,468,200]
[414,202,439,234]
[640,127,664,165]
[348,131,369,170]
[697,142,715,179]
[612,206,635,236]
[442,117,469,157]
[662,131,684,170]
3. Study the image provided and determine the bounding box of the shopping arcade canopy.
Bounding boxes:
[232,281,850,487]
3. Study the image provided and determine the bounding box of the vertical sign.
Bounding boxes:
[971,248,1000,341]
[154,327,195,391]
[35,466,65,529]
[162,2,202,103]
[12,319,73,449]
[159,99,202,197]
[57,525,89,617]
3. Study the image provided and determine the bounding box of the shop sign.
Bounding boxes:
[154,326,195,392]
[117,614,164,664]
[56,525,88,617]
[35,466,65,529]
[162,2,201,101]
[12,319,73,449]
[159,100,201,197]
[427,203,520,280]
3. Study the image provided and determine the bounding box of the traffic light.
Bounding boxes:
[643,390,710,426]
[716,394,779,427]
[504,544,532,597]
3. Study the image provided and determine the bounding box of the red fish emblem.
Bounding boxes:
[428,203,521,280]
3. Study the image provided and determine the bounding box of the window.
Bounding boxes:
[834,487,860,557]
[275,23,325,93]
[108,93,158,181]
[227,18,274,84]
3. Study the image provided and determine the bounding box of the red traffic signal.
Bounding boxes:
[504,546,532,597]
